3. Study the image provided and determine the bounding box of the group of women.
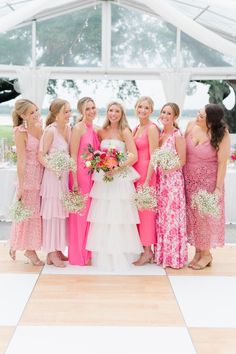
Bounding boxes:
[9,96,230,271]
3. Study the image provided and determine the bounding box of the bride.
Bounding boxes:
[86,101,143,271]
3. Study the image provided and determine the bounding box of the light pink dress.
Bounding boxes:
[155,130,188,269]
[40,123,70,253]
[10,125,43,251]
[184,132,225,250]
[133,123,157,246]
[68,123,99,265]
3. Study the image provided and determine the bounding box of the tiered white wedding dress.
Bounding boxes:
[86,139,143,272]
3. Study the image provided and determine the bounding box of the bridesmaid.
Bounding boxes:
[184,104,230,269]
[68,97,99,265]
[39,98,71,267]
[146,103,188,269]
[133,96,159,265]
[9,99,44,265]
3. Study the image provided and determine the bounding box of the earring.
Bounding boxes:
[23,120,28,129]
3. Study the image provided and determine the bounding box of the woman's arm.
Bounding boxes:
[144,125,160,185]
[38,128,54,167]
[214,131,231,195]
[15,130,26,200]
[69,123,84,190]
[122,128,138,167]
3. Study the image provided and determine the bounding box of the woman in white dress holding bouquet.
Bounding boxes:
[86,102,143,271]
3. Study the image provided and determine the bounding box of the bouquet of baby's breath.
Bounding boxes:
[151,148,180,170]
[132,185,157,211]
[191,189,220,218]
[9,200,33,222]
[61,191,88,213]
[43,150,76,179]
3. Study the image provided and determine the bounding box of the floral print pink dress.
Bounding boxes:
[155,129,188,268]
[10,125,43,251]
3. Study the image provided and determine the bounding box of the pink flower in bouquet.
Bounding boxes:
[231,152,236,161]
[85,152,94,161]
[100,152,106,159]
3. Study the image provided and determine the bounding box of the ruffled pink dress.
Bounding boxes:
[68,123,99,265]
[155,130,188,269]
[40,123,70,253]
[184,132,225,250]
[133,123,157,246]
[10,125,43,251]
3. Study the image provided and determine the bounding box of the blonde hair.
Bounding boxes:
[12,99,35,127]
[103,101,131,133]
[77,97,95,122]
[46,98,69,127]
[135,96,154,115]
[161,102,180,129]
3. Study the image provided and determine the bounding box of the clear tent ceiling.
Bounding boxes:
[1,0,236,43]
[0,0,236,80]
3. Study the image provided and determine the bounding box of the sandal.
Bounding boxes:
[133,252,154,266]
[24,250,44,266]
[192,255,212,270]
[188,251,201,268]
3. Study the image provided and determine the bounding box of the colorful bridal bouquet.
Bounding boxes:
[191,189,220,218]
[151,148,180,170]
[9,200,33,222]
[43,150,76,179]
[61,191,88,213]
[81,144,127,182]
[132,185,157,211]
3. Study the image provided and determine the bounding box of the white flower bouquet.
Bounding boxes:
[191,189,220,218]
[132,185,157,211]
[61,191,88,213]
[151,148,180,170]
[43,150,76,178]
[9,200,33,222]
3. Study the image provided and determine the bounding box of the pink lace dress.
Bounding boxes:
[68,123,99,265]
[133,123,157,246]
[184,132,225,250]
[10,125,43,251]
[40,123,70,253]
[155,130,188,268]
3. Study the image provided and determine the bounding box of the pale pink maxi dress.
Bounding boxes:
[10,125,43,251]
[40,123,70,253]
[68,123,99,265]
[133,122,157,246]
[184,132,225,250]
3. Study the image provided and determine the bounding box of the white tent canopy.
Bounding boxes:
[0,0,236,108]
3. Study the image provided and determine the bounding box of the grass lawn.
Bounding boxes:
[0,126,14,144]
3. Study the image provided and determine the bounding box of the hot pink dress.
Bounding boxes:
[10,125,43,251]
[40,123,70,253]
[155,130,188,269]
[184,132,225,250]
[68,123,99,265]
[133,123,157,246]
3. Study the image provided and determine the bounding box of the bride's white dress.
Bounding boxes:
[86,139,143,271]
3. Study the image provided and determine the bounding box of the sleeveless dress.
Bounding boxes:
[133,123,157,246]
[40,123,70,253]
[10,125,43,251]
[86,139,143,271]
[68,123,99,265]
[184,132,225,250]
[155,130,188,269]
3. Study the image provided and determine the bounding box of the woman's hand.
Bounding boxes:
[17,188,23,201]
[213,187,222,197]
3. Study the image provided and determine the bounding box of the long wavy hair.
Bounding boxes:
[45,98,69,127]
[103,101,131,133]
[205,104,228,150]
